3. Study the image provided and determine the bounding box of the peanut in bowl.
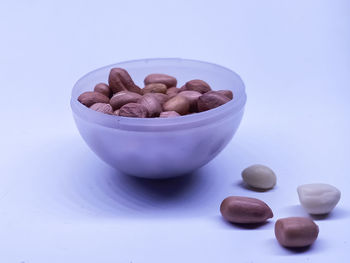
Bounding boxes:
[70,58,247,178]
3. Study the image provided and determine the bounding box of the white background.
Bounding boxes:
[0,0,349,262]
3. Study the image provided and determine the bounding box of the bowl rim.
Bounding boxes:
[71,58,247,131]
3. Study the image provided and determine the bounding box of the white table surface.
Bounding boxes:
[0,0,349,262]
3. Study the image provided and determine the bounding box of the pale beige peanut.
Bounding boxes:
[242,164,277,190]
[297,184,341,215]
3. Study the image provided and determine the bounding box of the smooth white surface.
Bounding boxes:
[0,0,349,262]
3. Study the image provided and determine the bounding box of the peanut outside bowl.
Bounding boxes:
[70,58,247,179]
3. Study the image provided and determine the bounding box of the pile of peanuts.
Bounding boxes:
[77,68,233,118]
[221,164,341,248]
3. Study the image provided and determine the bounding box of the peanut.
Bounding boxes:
[110,91,142,110]
[184,79,211,93]
[142,83,167,94]
[148,93,169,105]
[108,67,142,94]
[78,91,109,107]
[197,91,231,112]
[217,90,233,100]
[144,73,177,88]
[220,196,273,224]
[119,103,148,118]
[94,83,111,98]
[138,94,162,117]
[89,103,113,114]
[275,217,319,247]
[163,95,190,115]
[166,87,180,98]
[178,90,202,112]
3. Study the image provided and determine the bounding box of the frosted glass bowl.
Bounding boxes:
[71,58,246,178]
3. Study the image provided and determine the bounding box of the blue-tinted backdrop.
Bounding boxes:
[0,0,349,262]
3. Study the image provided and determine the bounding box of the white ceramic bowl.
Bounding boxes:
[71,58,246,178]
